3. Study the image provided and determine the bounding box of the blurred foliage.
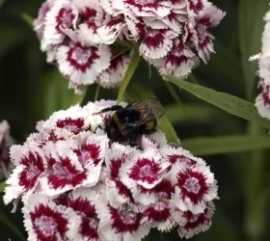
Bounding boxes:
[1,0,270,241]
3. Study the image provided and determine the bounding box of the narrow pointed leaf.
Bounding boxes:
[166,76,270,129]
[182,135,270,156]
[166,104,217,124]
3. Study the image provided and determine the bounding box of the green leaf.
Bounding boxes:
[162,80,182,103]
[239,0,269,100]
[0,209,26,241]
[165,76,270,130]
[117,51,140,103]
[211,40,244,90]
[40,70,75,119]
[0,181,6,192]
[0,25,25,58]
[182,135,270,156]
[166,104,217,124]
[125,83,179,143]
[159,116,179,143]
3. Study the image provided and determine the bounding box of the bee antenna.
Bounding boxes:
[95,105,124,114]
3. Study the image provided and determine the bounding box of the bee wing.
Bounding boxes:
[130,98,165,119]
[121,98,165,134]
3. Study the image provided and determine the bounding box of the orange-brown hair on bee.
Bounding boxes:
[96,98,165,146]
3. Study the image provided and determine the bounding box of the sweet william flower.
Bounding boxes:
[54,187,105,241]
[4,100,218,240]
[22,192,79,241]
[34,0,225,92]
[34,0,131,93]
[172,201,215,239]
[255,81,270,119]
[251,8,270,119]
[0,120,14,180]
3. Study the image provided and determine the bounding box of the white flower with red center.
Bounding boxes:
[34,0,225,91]
[56,41,111,87]
[97,52,132,88]
[73,132,107,170]
[4,145,47,205]
[4,100,219,240]
[252,10,270,119]
[141,179,175,231]
[97,18,126,45]
[99,203,151,241]
[74,0,112,46]
[139,29,178,59]
[149,39,199,79]
[0,120,14,180]
[170,161,218,214]
[161,144,206,167]
[54,188,104,241]
[120,148,170,192]
[105,143,135,207]
[255,81,270,119]
[43,0,78,46]
[23,193,78,241]
[40,139,103,196]
[173,201,215,239]
[192,4,226,63]
[40,104,87,134]
[257,11,270,86]
[33,0,54,40]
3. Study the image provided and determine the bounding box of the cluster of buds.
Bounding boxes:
[34,0,225,93]
[0,120,13,180]
[4,100,218,241]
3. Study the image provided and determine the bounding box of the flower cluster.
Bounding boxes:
[0,120,14,180]
[4,100,218,240]
[251,8,270,119]
[34,0,225,92]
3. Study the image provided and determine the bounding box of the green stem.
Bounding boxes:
[111,48,131,60]
[147,62,152,79]
[70,86,88,106]
[163,80,182,104]
[117,50,140,103]
[244,123,266,241]
[94,85,100,101]
[21,13,33,26]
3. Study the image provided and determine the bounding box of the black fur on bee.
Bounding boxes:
[96,98,165,146]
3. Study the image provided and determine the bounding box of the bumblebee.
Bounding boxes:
[96,98,165,145]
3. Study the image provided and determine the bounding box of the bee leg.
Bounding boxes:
[128,134,143,148]
[136,135,143,150]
